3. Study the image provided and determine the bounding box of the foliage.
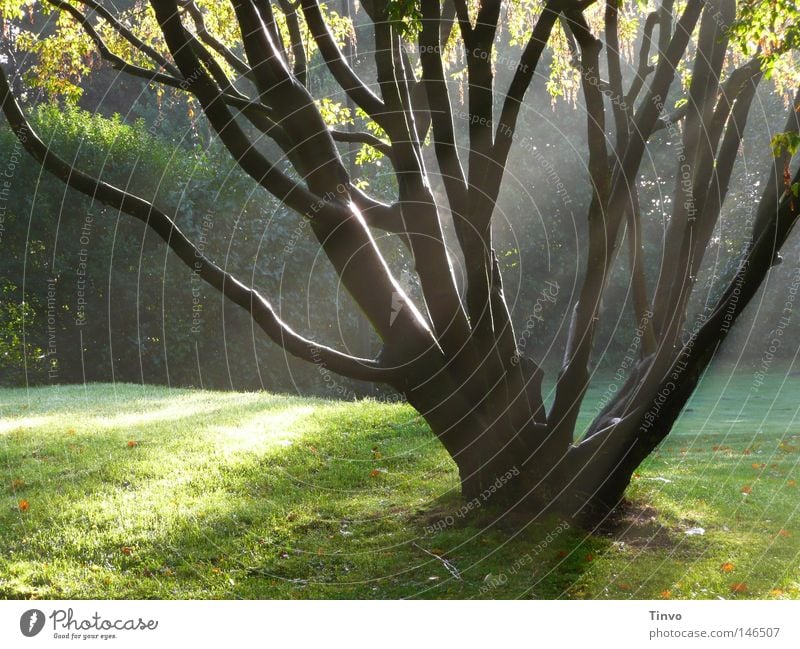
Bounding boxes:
[0,104,370,392]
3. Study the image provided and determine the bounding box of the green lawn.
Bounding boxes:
[1,368,799,599]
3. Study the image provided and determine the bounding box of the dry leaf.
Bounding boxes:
[778,529,791,538]
[585,553,594,562]
[369,469,382,478]
[660,590,672,599]
[730,582,748,593]
[720,562,735,573]
[770,589,784,597]
[127,440,138,448]
[18,499,29,512]
[120,546,134,555]
[741,485,752,495]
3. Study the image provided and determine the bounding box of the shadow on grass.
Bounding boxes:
[2,383,799,599]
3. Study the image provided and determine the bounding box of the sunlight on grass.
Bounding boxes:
[1,371,799,600]
[0,416,59,435]
[212,406,316,452]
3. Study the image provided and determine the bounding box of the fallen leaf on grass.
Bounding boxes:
[720,562,735,573]
[730,582,748,594]
[18,499,29,512]
[770,589,784,597]
[660,590,672,599]
[585,553,594,562]
[126,440,138,448]
[120,546,135,556]
[741,485,752,495]
[778,529,791,538]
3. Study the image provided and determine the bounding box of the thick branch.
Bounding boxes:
[652,0,735,344]
[152,0,437,351]
[300,0,388,128]
[183,1,253,78]
[546,9,611,448]
[419,0,467,215]
[277,0,308,86]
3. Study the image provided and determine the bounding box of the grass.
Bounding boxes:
[1,367,799,600]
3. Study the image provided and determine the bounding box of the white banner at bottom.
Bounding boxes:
[0,600,798,648]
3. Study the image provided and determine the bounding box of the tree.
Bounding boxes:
[1,0,799,523]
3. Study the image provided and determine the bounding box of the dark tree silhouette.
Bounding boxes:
[1,0,799,522]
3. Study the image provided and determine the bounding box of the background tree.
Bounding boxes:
[1,0,799,522]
